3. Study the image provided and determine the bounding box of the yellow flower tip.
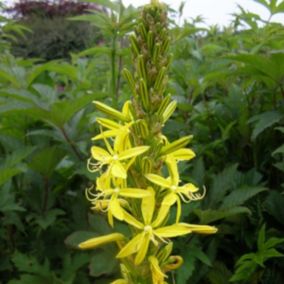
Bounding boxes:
[149,255,167,283]
[164,255,183,272]
[111,279,127,284]
[184,223,218,235]
[78,233,125,250]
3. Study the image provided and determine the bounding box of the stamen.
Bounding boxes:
[144,225,152,233]
[114,187,120,193]
[171,185,177,191]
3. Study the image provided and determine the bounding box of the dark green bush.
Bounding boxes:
[6,0,103,60]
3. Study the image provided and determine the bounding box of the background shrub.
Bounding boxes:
[5,0,103,60]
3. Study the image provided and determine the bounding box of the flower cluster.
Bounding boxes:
[79,1,217,283]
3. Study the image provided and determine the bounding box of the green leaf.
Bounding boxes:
[11,251,50,276]
[196,207,251,224]
[8,274,54,284]
[0,168,21,186]
[0,187,25,213]
[78,46,111,57]
[207,164,239,208]
[88,213,112,235]
[89,248,119,277]
[48,94,94,127]
[272,144,284,156]
[0,69,20,87]
[274,1,284,13]
[263,237,284,250]
[190,247,212,266]
[257,224,266,250]
[28,147,66,177]
[221,186,267,209]
[176,251,196,284]
[249,111,283,140]
[207,261,232,284]
[61,253,90,283]
[230,260,257,282]
[34,209,65,230]
[4,147,35,168]
[264,191,284,225]
[28,61,78,85]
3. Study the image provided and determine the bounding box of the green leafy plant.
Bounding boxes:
[230,224,284,282]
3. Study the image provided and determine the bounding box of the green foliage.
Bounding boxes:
[0,0,284,283]
[5,0,103,60]
[230,225,284,282]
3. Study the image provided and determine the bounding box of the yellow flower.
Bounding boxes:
[86,180,150,227]
[88,140,149,179]
[92,118,133,143]
[116,188,216,265]
[160,136,196,162]
[79,233,124,250]
[149,255,167,284]
[93,100,133,122]
[146,157,204,222]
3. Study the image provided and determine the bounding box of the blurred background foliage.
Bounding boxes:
[5,0,104,60]
[0,0,283,283]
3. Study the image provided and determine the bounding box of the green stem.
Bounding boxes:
[60,126,84,161]
[111,34,118,107]
[42,176,49,213]
[115,39,124,102]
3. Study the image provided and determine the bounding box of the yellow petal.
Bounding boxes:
[166,158,179,185]
[118,146,149,160]
[92,129,119,140]
[111,161,127,179]
[183,224,218,234]
[110,197,124,220]
[108,209,114,227]
[149,255,167,283]
[172,148,195,161]
[91,199,109,211]
[119,188,150,198]
[154,224,192,238]
[164,255,184,272]
[146,174,171,189]
[176,197,181,223]
[142,187,155,224]
[96,172,111,189]
[162,100,177,123]
[114,130,129,153]
[97,118,120,129]
[179,183,199,193]
[116,232,144,258]
[161,136,192,155]
[111,280,127,284]
[91,146,111,161]
[102,131,114,154]
[94,101,127,121]
[135,233,150,265]
[122,209,144,229]
[152,193,177,228]
[78,233,124,250]
[122,100,133,119]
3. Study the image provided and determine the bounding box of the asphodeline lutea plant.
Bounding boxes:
[79,0,217,283]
